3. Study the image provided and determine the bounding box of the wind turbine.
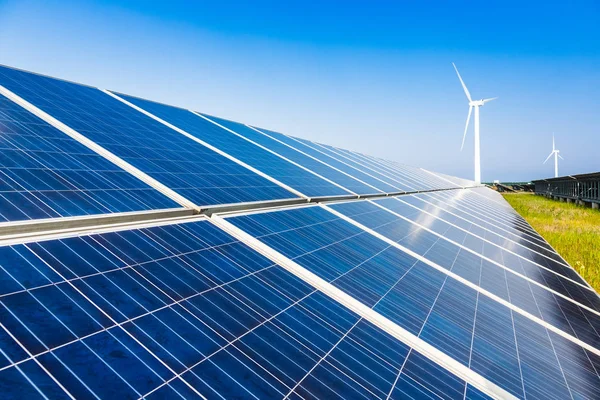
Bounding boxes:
[452,63,497,184]
[543,134,563,177]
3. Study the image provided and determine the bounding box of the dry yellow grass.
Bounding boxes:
[502,193,600,292]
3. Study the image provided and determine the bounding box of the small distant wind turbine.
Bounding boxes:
[452,63,497,184]
[543,134,563,177]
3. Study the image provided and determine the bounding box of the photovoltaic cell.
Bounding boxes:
[0,66,296,207]
[0,218,483,399]
[0,94,178,222]
[228,205,600,399]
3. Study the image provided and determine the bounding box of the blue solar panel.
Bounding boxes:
[350,149,459,190]
[328,199,600,346]
[112,93,350,198]
[371,197,592,291]
[415,191,559,255]
[303,140,457,191]
[228,205,600,399]
[250,127,403,193]
[0,218,485,399]
[0,94,178,222]
[401,193,575,271]
[203,114,383,196]
[0,66,296,207]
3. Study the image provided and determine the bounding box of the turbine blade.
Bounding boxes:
[482,97,498,104]
[452,63,472,102]
[558,154,564,160]
[552,134,555,151]
[543,152,553,164]
[461,106,473,151]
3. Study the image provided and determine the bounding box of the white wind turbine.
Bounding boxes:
[543,134,563,177]
[452,63,497,184]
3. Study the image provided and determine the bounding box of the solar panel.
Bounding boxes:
[326,198,600,348]
[227,205,600,399]
[0,94,179,223]
[0,66,296,207]
[201,114,384,196]
[0,64,597,400]
[111,93,352,198]
[0,218,490,399]
[250,127,404,193]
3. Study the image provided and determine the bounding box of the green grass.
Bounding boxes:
[502,193,600,292]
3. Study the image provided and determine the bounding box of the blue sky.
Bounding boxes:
[0,0,598,182]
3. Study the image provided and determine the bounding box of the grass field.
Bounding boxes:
[502,193,600,292]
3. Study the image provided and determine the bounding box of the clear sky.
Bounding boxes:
[1,0,598,182]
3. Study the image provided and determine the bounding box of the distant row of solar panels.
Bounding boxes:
[0,64,469,225]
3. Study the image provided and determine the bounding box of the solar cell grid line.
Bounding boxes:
[355,154,442,190]
[339,150,433,191]
[0,65,297,208]
[390,163,455,190]
[352,152,449,191]
[376,194,594,304]
[0,91,181,223]
[107,90,344,200]
[223,205,600,399]
[289,136,418,194]
[452,190,539,232]
[322,147,423,192]
[406,195,575,280]
[457,193,537,233]
[238,123,394,196]
[420,168,471,188]
[382,196,590,290]
[325,199,600,344]
[0,82,198,214]
[322,144,468,192]
[248,126,401,194]
[427,191,554,246]
[449,191,571,265]
[469,187,519,208]
[413,192,561,260]
[394,162,461,190]
[419,193,572,272]
[0,217,495,399]
[286,136,411,193]
[356,198,600,348]
[427,190,550,248]
[213,214,513,399]
[315,206,600,400]
[305,142,419,192]
[323,201,600,351]
[334,146,464,193]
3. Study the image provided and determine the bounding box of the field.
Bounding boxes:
[502,193,600,292]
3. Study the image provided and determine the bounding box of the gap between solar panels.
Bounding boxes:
[0,189,463,246]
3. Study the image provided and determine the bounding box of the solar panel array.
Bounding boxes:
[0,64,597,400]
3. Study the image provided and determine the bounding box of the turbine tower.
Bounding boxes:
[452,63,497,184]
[544,134,563,177]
